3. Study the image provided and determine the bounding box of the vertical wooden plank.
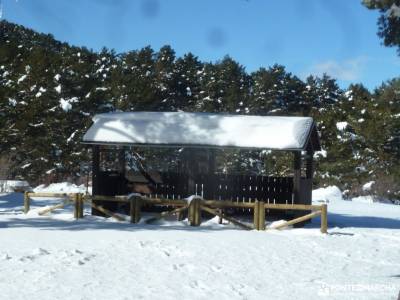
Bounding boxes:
[227,174,233,202]
[237,175,242,208]
[286,177,291,204]
[282,177,287,204]
[248,175,255,212]
[269,177,274,204]
[239,175,245,213]
[272,177,277,204]
[170,172,175,199]
[251,175,257,201]
[289,177,294,205]
[203,174,212,200]
[255,175,261,201]
[246,175,251,203]
[276,177,281,204]
[224,174,231,201]
[220,174,224,201]
[241,175,246,202]
[162,172,167,199]
[171,172,178,199]
[264,176,269,204]
[214,174,220,201]
[280,177,286,204]
[222,174,228,201]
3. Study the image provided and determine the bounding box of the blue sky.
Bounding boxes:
[1,0,399,90]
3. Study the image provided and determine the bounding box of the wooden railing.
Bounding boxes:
[24,192,84,219]
[23,192,328,233]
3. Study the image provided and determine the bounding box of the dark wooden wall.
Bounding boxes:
[95,171,295,204]
[151,173,294,205]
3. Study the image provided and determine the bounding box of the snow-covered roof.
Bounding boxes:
[82,112,320,150]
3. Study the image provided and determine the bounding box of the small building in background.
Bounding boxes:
[82,111,321,220]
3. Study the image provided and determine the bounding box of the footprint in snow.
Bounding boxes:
[210,265,222,272]
[19,248,50,262]
[139,241,152,248]
[172,263,185,270]
[1,253,11,260]
[32,248,50,256]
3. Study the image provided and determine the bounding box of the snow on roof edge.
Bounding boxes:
[83,111,318,150]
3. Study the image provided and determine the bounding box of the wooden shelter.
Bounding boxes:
[82,112,321,219]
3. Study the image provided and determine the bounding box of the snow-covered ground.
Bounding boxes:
[0,185,399,300]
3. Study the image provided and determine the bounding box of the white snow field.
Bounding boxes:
[0,186,399,300]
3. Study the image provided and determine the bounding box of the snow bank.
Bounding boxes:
[0,180,31,192]
[312,186,343,203]
[83,112,316,150]
[351,195,374,204]
[33,182,87,194]
[313,185,398,205]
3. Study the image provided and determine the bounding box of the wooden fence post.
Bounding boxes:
[320,204,328,234]
[195,198,201,226]
[258,201,265,230]
[24,192,30,214]
[130,196,141,223]
[253,201,260,230]
[189,198,201,226]
[78,194,84,219]
[73,194,79,219]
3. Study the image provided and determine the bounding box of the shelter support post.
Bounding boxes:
[92,145,100,195]
[293,151,307,225]
[293,151,301,204]
[91,145,102,216]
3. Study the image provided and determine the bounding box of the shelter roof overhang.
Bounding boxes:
[82,111,321,152]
